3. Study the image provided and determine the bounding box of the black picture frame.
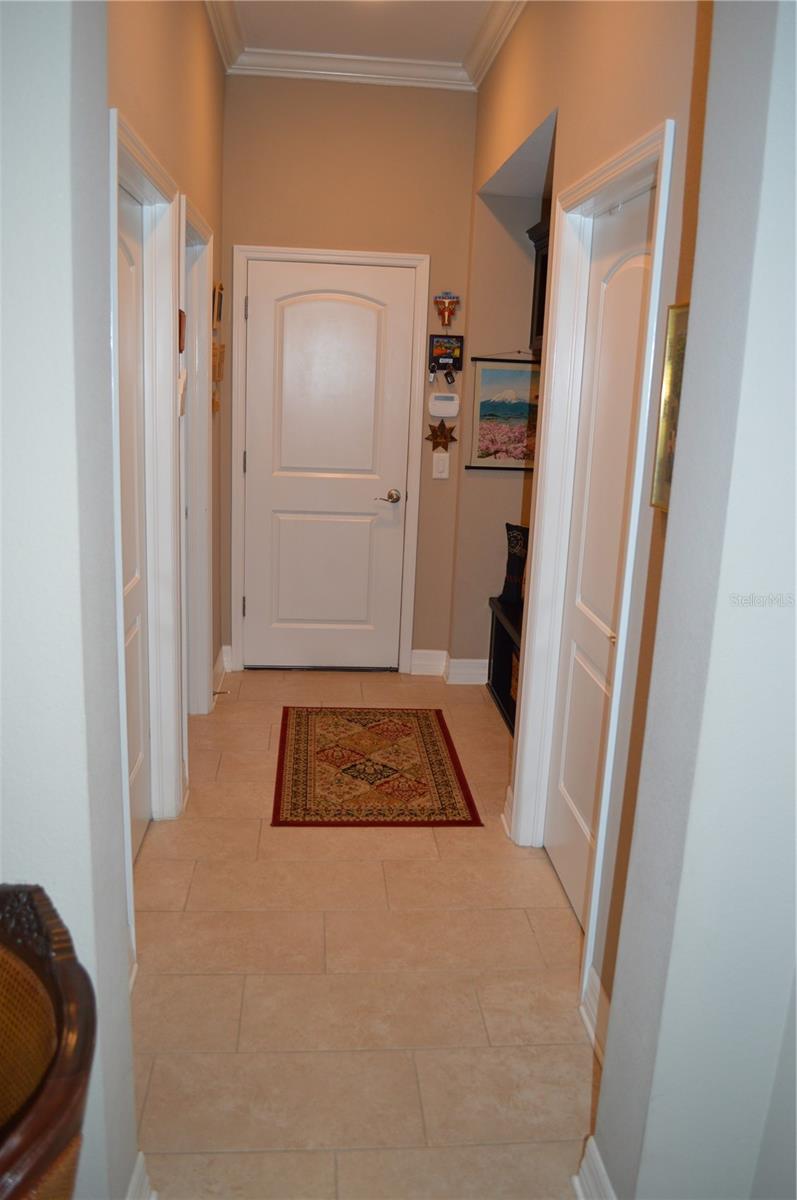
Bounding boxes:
[428,334,464,372]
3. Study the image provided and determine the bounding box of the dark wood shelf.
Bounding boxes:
[487,596,524,734]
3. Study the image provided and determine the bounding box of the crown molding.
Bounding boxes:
[465,1,526,87]
[205,0,244,70]
[205,0,523,91]
[229,47,475,91]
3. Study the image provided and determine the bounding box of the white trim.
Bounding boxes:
[113,112,184,822]
[109,111,137,959]
[205,0,522,91]
[573,1137,618,1200]
[511,122,675,862]
[117,119,178,206]
[579,964,609,1063]
[204,0,244,69]
[500,793,513,841]
[184,214,214,715]
[230,47,475,91]
[213,648,226,694]
[230,245,430,675]
[222,644,234,673]
[186,200,213,247]
[445,657,489,685]
[128,959,138,996]
[465,1,526,87]
[126,1151,157,1200]
[141,195,182,819]
[410,649,448,676]
[502,785,515,836]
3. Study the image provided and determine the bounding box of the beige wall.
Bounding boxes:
[108,0,226,658]
[450,194,535,658]
[220,76,477,651]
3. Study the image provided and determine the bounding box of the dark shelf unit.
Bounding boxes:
[487,596,524,734]
[527,197,551,362]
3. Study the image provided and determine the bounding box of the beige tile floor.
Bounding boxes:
[134,671,597,1199]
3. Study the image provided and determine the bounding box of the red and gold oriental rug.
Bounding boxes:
[273,706,481,827]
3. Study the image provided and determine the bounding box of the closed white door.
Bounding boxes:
[118,187,152,857]
[243,259,416,668]
[544,188,654,925]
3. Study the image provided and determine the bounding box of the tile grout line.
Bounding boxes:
[470,977,494,1047]
[523,908,553,967]
[137,1054,156,1135]
[134,1037,592,1058]
[182,860,200,912]
[411,1050,432,1148]
[232,972,248,1053]
[146,1134,587,1159]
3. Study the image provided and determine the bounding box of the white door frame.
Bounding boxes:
[110,111,184,847]
[230,245,430,673]
[509,122,675,1034]
[183,205,215,714]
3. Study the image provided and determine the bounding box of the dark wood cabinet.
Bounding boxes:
[487,596,524,734]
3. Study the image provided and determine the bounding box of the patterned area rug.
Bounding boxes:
[273,707,482,826]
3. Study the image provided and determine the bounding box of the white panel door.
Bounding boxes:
[243,260,416,668]
[118,187,152,857]
[544,188,654,925]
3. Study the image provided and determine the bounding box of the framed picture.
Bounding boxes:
[429,334,464,372]
[468,358,540,470]
[212,282,224,329]
[651,303,689,511]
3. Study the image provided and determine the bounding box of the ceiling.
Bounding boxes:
[205,1,526,91]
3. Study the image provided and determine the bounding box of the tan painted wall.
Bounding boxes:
[450,194,535,659]
[220,76,477,651]
[108,0,225,658]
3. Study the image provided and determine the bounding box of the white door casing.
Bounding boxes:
[544,188,654,925]
[507,123,675,1046]
[231,247,430,672]
[117,187,152,861]
[111,111,184,837]
[184,205,214,714]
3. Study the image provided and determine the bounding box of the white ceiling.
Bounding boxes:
[206,1,526,90]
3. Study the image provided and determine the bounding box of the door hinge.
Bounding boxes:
[244,295,249,320]
[243,450,247,474]
[242,596,246,617]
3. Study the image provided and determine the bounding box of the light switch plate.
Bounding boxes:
[432,451,449,479]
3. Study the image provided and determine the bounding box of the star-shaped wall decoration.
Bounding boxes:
[425,419,457,451]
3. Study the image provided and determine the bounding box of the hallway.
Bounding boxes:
[133,670,597,1198]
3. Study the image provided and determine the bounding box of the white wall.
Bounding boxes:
[1,4,139,1197]
[591,3,795,1195]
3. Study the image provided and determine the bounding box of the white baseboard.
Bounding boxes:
[580,964,609,1064]
[445,657,488,685]
[572,1137,617,1200]
[502,785,514,837]
[410,649,448,676]
[213,647,226,694]
[222,644,233,672]
[126,1151,157,1200]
